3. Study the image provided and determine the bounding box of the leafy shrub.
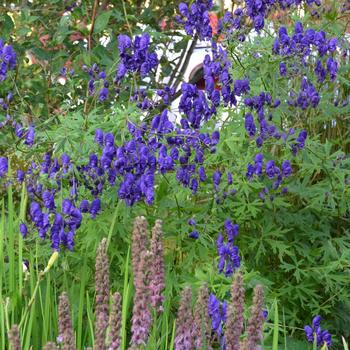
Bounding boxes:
[0,0,349,349]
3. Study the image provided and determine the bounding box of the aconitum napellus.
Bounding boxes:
[217,220,240,277]
[116,33,158,81]
[176,0,213,40]
[208,293,227,348]
[0,157,8,177]
[304,315,332,348]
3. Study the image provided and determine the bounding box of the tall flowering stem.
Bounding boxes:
[149,219,165,313]
[58,292,76,350]
[8,325,21,350]
[130,250,153,347]
[107,292,122,350]
[194,283,211,349]
[225,272,245,350]
[245,285,265,350]
[175,286,195,350]
[132,216,149,278]
[94,238,110,350]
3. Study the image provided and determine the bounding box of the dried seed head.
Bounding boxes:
[130,250,153,347]
[245,285,265,350]
[225,271,245,350]
[107,292,122,350]
[8,325,21,350]
[193,283,211,349]
[58,292,76,350]
[149,219,165,312]
[132,216,149,278]
[175,286,195,350]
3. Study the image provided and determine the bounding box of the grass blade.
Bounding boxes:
[121,246,131,350]
[272,299,279,350]
[342,337,349,350]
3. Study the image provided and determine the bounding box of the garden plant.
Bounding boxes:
[0,0,350,349]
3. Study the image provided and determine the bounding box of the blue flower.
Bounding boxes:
[98,87,109,102]
[227,172,233,185]
[279,62,287,76]
[304,315,332,348]
[245,113,256,137]
[188,218,196,226]
[177,0,213,40]
[281,160,292,177]
[253,15,264,31]
[208,294,227,348]
[90,198,101,219]
[0,157,8,177]
[198,166,206,182]
[17,169,25,182]
[118,34,132,54]
[213,170,222,187]
[19,223,28,238]
[116,33,158,81]
[79,199,90,213]
[217,220,240,277]
[25,126,35,147]
[189,230,199,239]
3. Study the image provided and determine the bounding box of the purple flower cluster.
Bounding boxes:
[245,0,274,31]
[304,315,332,348]
[273,22,339,90]
[179,83,216,128]
[157,86,175,106]
[12,95,223,248]
[2,3,313,252]
[0,40,34,146]
[273,23,338,61]
[288,77,320,110]
[246,154,293,193]
[176,0,213,40]
[12,151,100,250]
[82,64,109,102]
[129,86,175,111]
[218,0,320,34]
[208,293,227,348]
[29,197,82,250]
[130,89,153,110]
[0,91,12,111]
[0,39,16,81]
[0,112,36,147]
[116,33,158,81]
[0,157,8,178]
[218,9,246,41]
[244,91,281,148]
[291,129,307,155]
[187,218,199,239]
[203,45,250,107]
[216,220,240,277]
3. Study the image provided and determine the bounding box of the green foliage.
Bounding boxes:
[0,0,350,349]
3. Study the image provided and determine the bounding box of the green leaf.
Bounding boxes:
[342,336,349,350]
[94,11,112,34]
[0,14,14,39]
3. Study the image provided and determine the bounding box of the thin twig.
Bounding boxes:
[171,35,198,91]
[88,0,99,51]
[122,0,133,37]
